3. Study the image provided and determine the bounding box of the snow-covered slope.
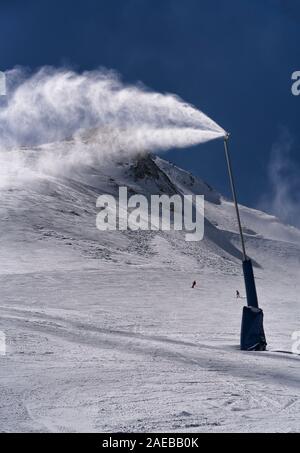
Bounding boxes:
[2,152,299,274]
[0,149,299,433]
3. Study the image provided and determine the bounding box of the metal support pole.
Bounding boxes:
[223,133,260,310]
[223,134,247,262]
[222,133,266,350]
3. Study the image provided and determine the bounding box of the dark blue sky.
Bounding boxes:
[1,0,299,212]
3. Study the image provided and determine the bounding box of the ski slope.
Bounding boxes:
[0,150,299,433]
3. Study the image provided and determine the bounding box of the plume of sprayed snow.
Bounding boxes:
[258,128,300,228]
[0,66,225,186]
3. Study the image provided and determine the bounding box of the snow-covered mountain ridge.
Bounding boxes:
[1,151,299,275]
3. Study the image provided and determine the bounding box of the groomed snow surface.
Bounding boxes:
[0,153,299,433]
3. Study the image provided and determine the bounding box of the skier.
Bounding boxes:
[192,281,197,289]
[236,290,240,299]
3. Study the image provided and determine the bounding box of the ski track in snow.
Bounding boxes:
[0,154,299,433]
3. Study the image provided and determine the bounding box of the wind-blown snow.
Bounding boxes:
[0,67,226,192]
[0,67,224,162]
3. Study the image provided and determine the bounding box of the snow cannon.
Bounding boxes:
[223,134,267,351]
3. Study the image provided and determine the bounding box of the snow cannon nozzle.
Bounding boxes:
[224,132,230,141]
